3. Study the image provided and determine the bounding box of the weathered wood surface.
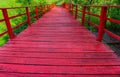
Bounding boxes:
[0,7,120,77]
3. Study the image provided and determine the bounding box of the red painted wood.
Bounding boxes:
[0,73,119,77]
[81,6,86,26]
[0,31,8,36]
[12,20,27,30]
[2,9,15,39]
[0,47,114,52]
[0,19,4,22]
[9,13,26,19]
[75,5,78,19]
[35,6,39,20]
[43,5,46,14]
[25,7,31,26]
[71,4,120,42]
[0,57,119,65]
[0,64,120,74]
[84,19,99,28]
[0,52,117,59]
[40,5,43,15]
[97,6,108,41]
[0,6,120,76]
[85,11,100,18]
[0,74,119,77]
[0,4,53,40]
[104,29,120,41]
[107,17,120,24]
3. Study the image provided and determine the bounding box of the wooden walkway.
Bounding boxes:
[0,6,120,77]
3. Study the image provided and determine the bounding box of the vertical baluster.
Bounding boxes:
[2,9,15,39]
[71,4,73,12]
[75,5,78,19]
[40,5,43,15]
[97,6,108,41]
[26,7,31,26]
[72,4,74,14]
[81,6,86,26]
[35,6,39,20]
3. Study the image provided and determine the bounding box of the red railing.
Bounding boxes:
[0,4,55,39]
[64,4,120,42]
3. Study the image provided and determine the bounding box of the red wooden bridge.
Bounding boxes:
[0,4,120,77]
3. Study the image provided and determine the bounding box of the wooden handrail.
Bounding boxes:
[66,4,120,8]
[64,3,120,42]
[97,6,108,41]
[75,5,78,19]
[25,7,31,26]
[2,9,15,39]
[0,4,55,40]
[35,6,39,20]
[81,6,86,26]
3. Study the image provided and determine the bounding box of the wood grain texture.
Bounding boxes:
[0,6,120,77]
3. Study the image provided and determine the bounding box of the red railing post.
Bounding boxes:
[43,5,45,14]
[35,6,39,20]
[2,9,15,39]
[40,5,43,15]
[81,6,86,26]
[26,7,31,26]
[75,5,78,19]
[71,4,74,14]
[97,6,108,41]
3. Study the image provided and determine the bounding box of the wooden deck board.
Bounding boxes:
[0,6,120,76]
[0,73,119,77]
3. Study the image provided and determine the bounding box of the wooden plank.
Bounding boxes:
[0,52,117,58]
[0,6,119,76]
[0,57,119,65]
[0,73,119,77]
[0,64,119,74]
[0,48,113,52]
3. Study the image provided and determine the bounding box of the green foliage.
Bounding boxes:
[0,0,55,46]
[71,0,120,35]
[55,0,64,5]
[0,0,120,46]
[107,8,120,35]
